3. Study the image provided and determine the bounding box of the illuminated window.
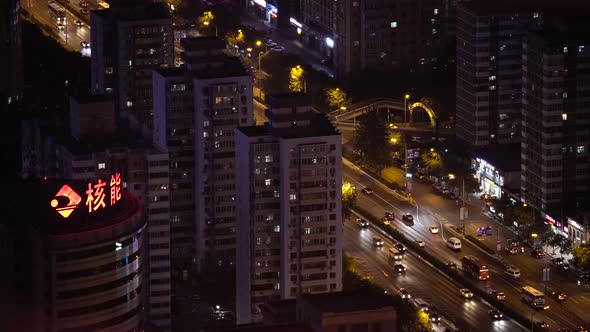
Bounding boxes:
[126,101,133,107]
[563,92,568,98]
[564,47,568,54]
[579,45,585,53]
[265,179,271,186]
[274,225,280,232]
[577,146,585,154]
[489,75,496,81]
[562,113,568,121]
[265,155,273,162]
[98,162,106,169]
[434,8,439,15]
[390,21,397,28]
[290,193,297,201]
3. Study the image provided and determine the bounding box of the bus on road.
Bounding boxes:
[48,1,66,25]
[522,286,546,308]
[461,255,490,280]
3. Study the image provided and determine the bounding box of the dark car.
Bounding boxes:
[488,310,504,320]
[361,187,374,195]
[491,290,506,301]
[506,238,519,247]
[399,287,411,299]
[550,291,567,301]
[393,264,407,273]
[402,213,414,223]
[529,249,545,258]
[551,257,565,267]
[429,311,441,323]
[384,212,395,221]
[447,262,458,272]
[535,321,550,330]
[393,243,406,253]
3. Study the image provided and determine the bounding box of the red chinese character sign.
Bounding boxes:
[110,173,122,205]
[50,173,124,219]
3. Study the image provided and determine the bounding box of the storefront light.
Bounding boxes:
[325,37,335,48]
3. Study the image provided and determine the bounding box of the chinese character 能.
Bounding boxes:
[110,172,122,205]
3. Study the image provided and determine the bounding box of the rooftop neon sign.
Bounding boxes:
[51,173,123,219]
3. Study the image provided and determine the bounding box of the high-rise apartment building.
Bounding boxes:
[20,96,172,331]
[521,27,590,215]
[455,1,543,147]
[153,37,253,272]
[298,0,448,78]
[90,0,173,128]
[235,93,343,324]
[0,0,22,109]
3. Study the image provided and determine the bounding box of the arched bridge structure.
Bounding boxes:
[329,97,437,127]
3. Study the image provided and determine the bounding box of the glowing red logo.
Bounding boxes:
[51,185,82,218]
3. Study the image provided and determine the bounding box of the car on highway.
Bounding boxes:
[488,310,504,320]
[393,243,406,253]
[393,264,406,273]
[550,291,567,301]
[372,237,384,247]
[535,321,550,330]
[447,262,458,272]
[399,288,411,299]
[57,24,65,31]
[506,238,519,247]
[529,249,545,258]
[361,187,374,195]
[459,288,473,299]
[270,45,285,53]
[402,213,414,223]
[414,239,425,247]
[74,19,83,27]
[80,41,90,48]
[491,290,506,301]
[430,225,440,234]
[505,246,519,255]
[384,212,395,221]
[382,218,391,225]
[81,8,89,15]
[429,311,441,324]
[356,218,369,228]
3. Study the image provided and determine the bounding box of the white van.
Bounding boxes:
[388,247,403,261]
[505,266,521,279]
[447,237,462,251]
[413,298,429,312]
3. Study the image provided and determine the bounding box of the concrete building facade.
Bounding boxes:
[152,37,253,272]
[90,0,174,128]
[235,94,342,324]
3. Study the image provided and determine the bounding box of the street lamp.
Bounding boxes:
[404,93,410,124]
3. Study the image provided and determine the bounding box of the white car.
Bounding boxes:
[414,239,425,247]
[459,288,474,299]
[80,41,90,48]
[372,237,384,247]
[356,218,369,228]
[430,225,439,234]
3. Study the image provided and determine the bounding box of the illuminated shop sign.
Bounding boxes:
[544,213,556,226]
[51,173,123,219]
[568,217,584,231]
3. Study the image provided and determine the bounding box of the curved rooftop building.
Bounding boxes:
[0,177,145,332]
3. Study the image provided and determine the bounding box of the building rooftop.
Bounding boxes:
[475,144,521,172]
[181,36,227,50]
[266,93,313,108]
[299,291,396,314]
[237,113,340,139]
[0,178,142,237]
[91,0,171,21]
[157,56,251,79]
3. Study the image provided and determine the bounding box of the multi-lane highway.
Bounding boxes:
[343,159,590,330]
[344,220,524,331]
[21,0,91,54]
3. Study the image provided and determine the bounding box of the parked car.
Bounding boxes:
[506,238,519,247]
[459,288,474,299]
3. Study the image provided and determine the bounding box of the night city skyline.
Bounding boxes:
[2,0,590,332]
